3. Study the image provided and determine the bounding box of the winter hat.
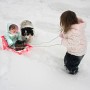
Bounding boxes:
[20,20,33,29]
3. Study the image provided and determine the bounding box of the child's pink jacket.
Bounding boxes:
[60,20,87,56]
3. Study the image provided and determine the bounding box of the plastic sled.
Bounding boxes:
[1,36,32,55]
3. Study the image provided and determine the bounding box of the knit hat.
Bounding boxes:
[20,20,33,29]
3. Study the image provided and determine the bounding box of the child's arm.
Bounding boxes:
[17,32,22,40]
[5,35,13,46]
[78,17,84,23]
[59,31,64,38]
[78,17,86,28]
[61,29,79,47]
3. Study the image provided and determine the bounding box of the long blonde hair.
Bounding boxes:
[60,10,78,33]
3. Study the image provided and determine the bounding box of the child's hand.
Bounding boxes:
[78,17,84,23]
[59,31,64,38]
[59,33,63,38]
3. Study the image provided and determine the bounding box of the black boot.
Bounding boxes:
[69,67,78,75]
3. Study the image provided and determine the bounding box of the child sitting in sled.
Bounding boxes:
[5,24,25,51]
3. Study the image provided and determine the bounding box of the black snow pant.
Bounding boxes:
[64,52,84,72]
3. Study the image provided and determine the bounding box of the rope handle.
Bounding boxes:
[31,35,60,46]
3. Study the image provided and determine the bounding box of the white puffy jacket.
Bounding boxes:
[60,20,87,56]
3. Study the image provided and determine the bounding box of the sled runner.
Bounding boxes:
[1,36,32,55]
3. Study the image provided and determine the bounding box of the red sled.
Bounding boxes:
[1,36,32,55]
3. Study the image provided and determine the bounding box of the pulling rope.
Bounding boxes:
[30,35,61,47]
[32,44,61,47]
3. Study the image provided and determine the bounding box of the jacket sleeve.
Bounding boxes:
[60,31,64,38]
[78,18,86,29]
[17,32,22,40]
[61,29,80,47]
[5,35,13,46]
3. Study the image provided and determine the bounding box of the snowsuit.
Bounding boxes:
[5,32,21,48]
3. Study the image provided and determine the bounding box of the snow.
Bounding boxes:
[0,0,90,90]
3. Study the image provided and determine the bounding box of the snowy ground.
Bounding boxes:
[0,0,90,90]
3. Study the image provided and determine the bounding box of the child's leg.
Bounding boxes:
[64,52,68,69]
[64,52,71,68]
[64,52,84,74]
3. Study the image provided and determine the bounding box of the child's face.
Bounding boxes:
[10,28,18,34]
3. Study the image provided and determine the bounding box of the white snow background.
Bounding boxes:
[0,0,90,90]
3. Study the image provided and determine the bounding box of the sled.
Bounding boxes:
[1,36,32,55]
